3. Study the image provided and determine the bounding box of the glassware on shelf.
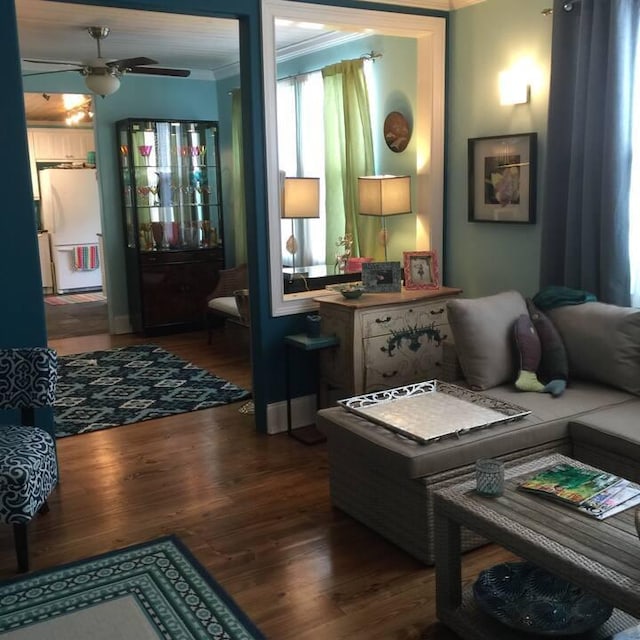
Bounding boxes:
[151,221,164,251]
[200,220,211,247]
[139,223,154,251]
[138,145,153,165]
[136,185,150,206]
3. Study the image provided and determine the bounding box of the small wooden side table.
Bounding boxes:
[284,333,339,445]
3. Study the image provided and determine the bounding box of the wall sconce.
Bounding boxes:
[499,69,530,106]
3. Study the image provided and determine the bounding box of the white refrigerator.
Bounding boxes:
[39,168,103,294]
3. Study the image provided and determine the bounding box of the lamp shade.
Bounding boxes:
[358,175,411,216]
[282,177,320,219]
[85,72,121,97]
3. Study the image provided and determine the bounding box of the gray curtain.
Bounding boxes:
[540,0,639,305]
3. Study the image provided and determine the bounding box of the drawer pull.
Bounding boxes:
[430,307,445,315]
[382,370,398,378]
[375,316,392,325]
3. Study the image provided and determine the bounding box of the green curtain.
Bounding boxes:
[231,89,247,264]
[322,59,378,262]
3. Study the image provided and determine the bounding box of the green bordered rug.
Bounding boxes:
[54,345,251,438]
[0,536,265,640]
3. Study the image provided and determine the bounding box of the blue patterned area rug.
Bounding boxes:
[54,345,251,438]
[0,536,265,639]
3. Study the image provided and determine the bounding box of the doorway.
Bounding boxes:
[24,92,108,339]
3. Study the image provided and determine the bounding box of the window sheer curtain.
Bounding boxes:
[277,73,326,267]
[230,89,247,264]
[631,34,640,307]
[540,0,640,306]
[322,59,376,261]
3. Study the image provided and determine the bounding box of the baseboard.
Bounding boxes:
[111,314,133,335]
[266,393,317,435]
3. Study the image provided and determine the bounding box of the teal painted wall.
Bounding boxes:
[446,0,552,298]
[23,74,220,327]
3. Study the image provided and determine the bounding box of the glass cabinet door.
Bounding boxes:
[117,119,223,253]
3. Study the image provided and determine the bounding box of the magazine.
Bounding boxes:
[577,479,640,519]
[518,463,621,506]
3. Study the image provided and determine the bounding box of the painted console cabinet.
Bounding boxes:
[317,287,462,401]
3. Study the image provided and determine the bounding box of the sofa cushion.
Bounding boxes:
[483,380,634,422]
[547,302,640,395]
[569,401,640,470]
[207,296,240,317]
[526,299,569,384]
[446,291,529,390]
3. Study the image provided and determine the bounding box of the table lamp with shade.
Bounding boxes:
[282,177,320,279]
[358,175,412,260]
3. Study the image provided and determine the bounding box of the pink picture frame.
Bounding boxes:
[403,250,439,290]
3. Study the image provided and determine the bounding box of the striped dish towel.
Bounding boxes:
[73,245,100,271]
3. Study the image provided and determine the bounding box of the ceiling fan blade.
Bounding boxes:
[23,59,83,67]
[23,69,82,77]
[128,66,191,77]
[108,56,158,70]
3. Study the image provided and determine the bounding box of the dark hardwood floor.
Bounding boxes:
[0,323,513,639]
[44,298,109,339]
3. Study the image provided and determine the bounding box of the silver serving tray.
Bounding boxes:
[338,380,530,445]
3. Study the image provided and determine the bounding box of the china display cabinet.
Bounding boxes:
[116,118,224,334]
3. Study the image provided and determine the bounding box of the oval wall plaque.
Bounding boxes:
[383,111,411,153]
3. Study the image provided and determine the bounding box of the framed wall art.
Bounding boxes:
[403,250,439,290]
[362,261,402,293]
[468,132,537,223]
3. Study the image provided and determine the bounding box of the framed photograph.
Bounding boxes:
[362,261,402,293]
[468,132,537,223]
[403,251,439,290]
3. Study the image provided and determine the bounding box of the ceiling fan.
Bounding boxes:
[22,26,191,97]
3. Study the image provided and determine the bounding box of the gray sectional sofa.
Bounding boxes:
[316,291,640,565]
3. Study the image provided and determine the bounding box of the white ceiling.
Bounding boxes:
[17,0,368,122]
[17,0,360,79]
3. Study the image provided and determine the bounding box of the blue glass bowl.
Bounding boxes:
[473,562,613,635]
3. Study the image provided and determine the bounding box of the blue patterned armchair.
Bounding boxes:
[0,347,58,572]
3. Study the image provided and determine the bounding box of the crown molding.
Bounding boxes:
[355,0,485,10]
[450,0,486,9]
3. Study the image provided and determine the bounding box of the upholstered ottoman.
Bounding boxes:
[316,404,569,564]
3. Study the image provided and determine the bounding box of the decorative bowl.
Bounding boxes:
[473,561,613,635]
[340,286,364,299]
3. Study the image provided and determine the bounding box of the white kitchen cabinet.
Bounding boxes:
[317,287,462,400]
[30,128,95,162]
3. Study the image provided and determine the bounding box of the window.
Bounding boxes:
[630,35,640,307]
[277,72,326,268]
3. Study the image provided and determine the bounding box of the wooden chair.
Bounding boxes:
[205,264,249,343]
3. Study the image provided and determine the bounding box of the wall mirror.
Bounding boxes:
[262,0,446,316]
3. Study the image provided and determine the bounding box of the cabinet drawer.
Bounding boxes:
[363,333,444,392]
[361,299,449,339]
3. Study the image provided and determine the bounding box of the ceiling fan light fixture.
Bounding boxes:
[84,71,120,97]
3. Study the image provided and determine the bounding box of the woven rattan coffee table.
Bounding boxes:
[434,453,640,639]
